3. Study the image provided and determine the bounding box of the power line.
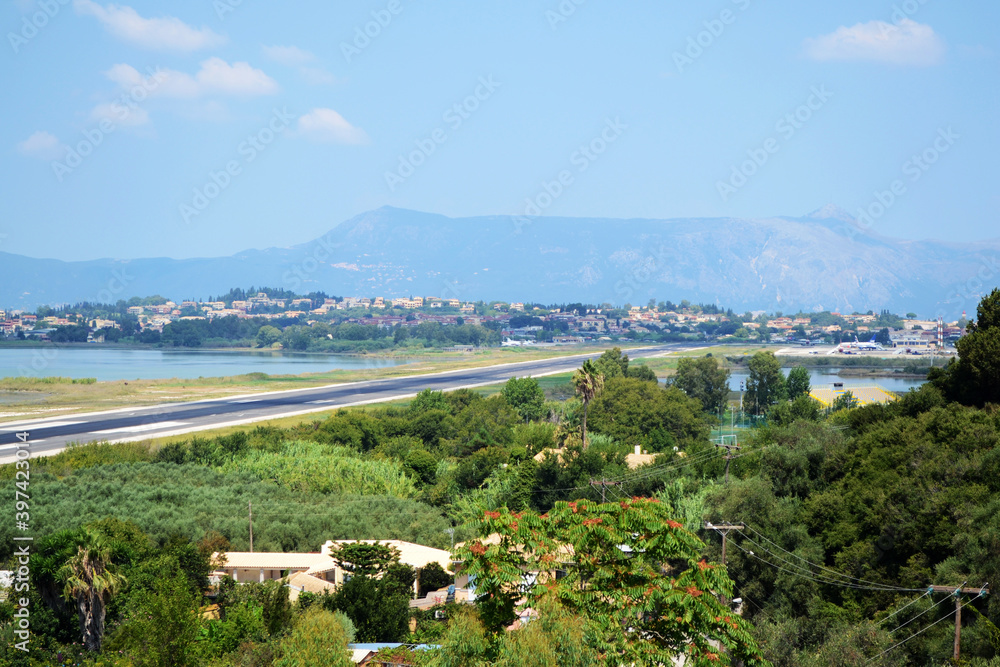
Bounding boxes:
[609,450,723,484]
[740,526,921,592]
[868,589,987,665]
[874,591,931,627]
[728,539,921,593]
[881,591,953,636]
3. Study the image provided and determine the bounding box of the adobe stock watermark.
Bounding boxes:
[341,0,406,63]
[545,0,586,30]
[511,117,627,233]
[615,244,670,301]
[179,107,294,224]
[213,0,246,21]
[878,0,933,37]
[52,66,166,182]
[15,266,135,378]
[716,85,833,202]
[282,231,342,291]
[848,127,958,241]
[7,0,70,54]
[384,75,501,192]
[673,0,752,73]
[11,431,32,653]
[940,254,1000,317]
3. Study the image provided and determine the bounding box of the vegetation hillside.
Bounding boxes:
[1,290,999,665]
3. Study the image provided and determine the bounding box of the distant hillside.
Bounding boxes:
[2,206,997,317]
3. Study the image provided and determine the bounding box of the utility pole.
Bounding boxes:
[590,477,621,503]
[715,437,741,484]
[705,522,744,605]
[928,584,989,660]
[248,501,254,553]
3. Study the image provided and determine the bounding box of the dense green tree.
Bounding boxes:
[274,608,354,667]
[588,376,709,451]
[255,325,282,347]
[411,389,451,413]
[330,541,401,578]
[745,351,786,415]
[501,376,546,422]
[831,390,858,411]
[671,355,731,415]
[216,578,292,637]
[404,448,438,485]
[768,394,821,426]
[426,597,601,667]
[418,561,454,597]
[786,366,811,400]
[932,288,1000,406]
[455,499,770,666]
[455,446,510,489]
[625,363,658,382]
[324,575,410,642]
[593,347,629,379]
[450,395,518,456]
[107,567,201,666]
[50,324,90,343]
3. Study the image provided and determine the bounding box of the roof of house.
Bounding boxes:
[625,452,657,469]
[285,571,337,602]
[286,571,337,594]
[324,540,452,572]
[216,552,331,571]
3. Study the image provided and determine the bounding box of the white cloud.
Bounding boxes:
[104,58,278,98]
[262,44,314,66]
[17,131,66,160]
[89,102,150,127]
[195,57,280,96]
[803,18,945,66]
[262,45,337,85]
[297,108,368,145]
[74,0,225,51]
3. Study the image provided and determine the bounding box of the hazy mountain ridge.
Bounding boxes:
[2,206,997,317]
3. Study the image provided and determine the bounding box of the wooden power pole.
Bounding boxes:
[705,522,744,605]
[928,584,989,660]
[590,477,621,503]
[715,437,741,484]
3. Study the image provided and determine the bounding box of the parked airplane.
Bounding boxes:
[855,335,885,351]
[796,339,814,346]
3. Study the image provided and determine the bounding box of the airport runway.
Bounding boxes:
[0,343,695,463]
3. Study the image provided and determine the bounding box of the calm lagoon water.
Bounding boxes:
[0,347,405,382]
[728,367,926,394]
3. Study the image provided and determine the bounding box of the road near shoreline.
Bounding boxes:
[0,343,695,464]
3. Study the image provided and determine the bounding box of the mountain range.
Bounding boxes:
[2,205,998,318]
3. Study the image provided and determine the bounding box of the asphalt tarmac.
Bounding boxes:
[0,343,698,463]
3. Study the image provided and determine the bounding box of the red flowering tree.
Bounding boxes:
[454,499,770,666]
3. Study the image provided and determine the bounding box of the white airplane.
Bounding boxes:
[855,334,884,351]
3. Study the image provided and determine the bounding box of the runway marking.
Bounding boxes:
[0,439,47,452]
[230,398,264,403]
[306,399,338,404]
[1,421,83,431]
[93,421,190,435]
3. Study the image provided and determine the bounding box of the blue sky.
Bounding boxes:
[2,0,997,260]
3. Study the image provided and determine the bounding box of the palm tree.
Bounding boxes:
[573,359,604,450]
[59,530,126,652]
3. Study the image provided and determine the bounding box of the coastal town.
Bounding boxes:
[0,291,968,350]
